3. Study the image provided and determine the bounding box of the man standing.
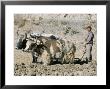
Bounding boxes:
[83,26,94,63]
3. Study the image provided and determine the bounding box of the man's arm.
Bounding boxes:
[86,33,93,44]
[83,32,93,47]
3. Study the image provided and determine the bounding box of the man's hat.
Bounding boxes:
[86,26,92,30]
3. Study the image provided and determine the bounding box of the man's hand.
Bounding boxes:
[80,42,86,47]
[83,42,86,47]
[85,38,87,41]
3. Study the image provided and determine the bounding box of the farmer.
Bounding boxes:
[82,26,94,62]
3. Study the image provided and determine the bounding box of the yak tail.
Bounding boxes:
[24,33,27,39]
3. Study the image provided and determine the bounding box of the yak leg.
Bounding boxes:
[32,52,38,63]
[41,50,51,65]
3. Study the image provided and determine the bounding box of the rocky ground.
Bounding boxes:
[14,14,97,76]
[14,61,97,76]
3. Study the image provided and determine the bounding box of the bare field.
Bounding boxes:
[14,49,96,76]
